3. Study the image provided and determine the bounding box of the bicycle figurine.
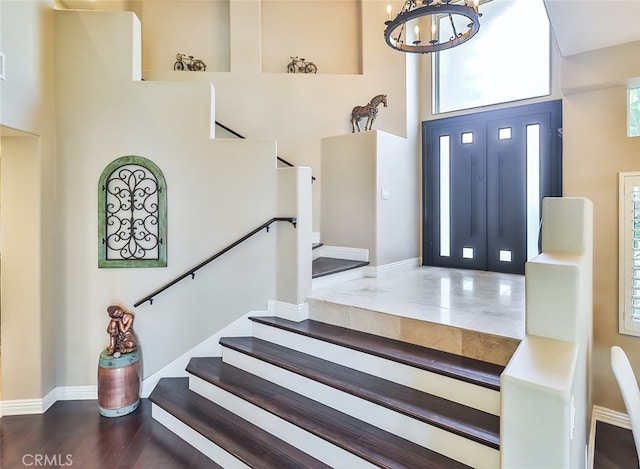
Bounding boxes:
[287,56,317,74]
[173,53,207,72]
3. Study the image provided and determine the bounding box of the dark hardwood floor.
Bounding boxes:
[593,420,638,469]
[1,397,638,468]
[311,257,369,278]
[0,399,217,469]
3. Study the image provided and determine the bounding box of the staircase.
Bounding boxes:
[149,312,505,468]
[311,242,371,288]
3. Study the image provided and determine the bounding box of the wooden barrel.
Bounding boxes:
[97,349,141,417]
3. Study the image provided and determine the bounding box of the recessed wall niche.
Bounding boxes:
[261,0,362,75]
[136,0,230,73]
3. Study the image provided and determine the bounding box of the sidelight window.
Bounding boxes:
[629,88,640,137]
[620,172,640,335]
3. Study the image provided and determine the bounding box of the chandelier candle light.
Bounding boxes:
[384,0,481,53]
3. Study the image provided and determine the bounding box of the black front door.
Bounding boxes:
[423,101,562,274]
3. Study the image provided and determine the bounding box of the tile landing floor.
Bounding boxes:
[310,266,525,341]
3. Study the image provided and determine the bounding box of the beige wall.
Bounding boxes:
[7,0,639,420]
[133,0,231,73]
[261,0,362,74]
[321,132,377,257]
[52,9,308,381]
[0,0,57,401]
[142,0,416,234]
[2,0,415,401]
[561,41,640,412]
[321,130,418,266]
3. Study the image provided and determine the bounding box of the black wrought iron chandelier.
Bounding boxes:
[384,0,481,54]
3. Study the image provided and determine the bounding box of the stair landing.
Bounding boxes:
[308,265,524,366]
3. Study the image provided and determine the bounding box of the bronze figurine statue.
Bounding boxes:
[106,305,137,356]
[351,94,388,132]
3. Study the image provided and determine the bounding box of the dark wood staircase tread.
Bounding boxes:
[250,316,504,391]
[220,336,500,449]
[187,357,472,469]
[149,377,331,469]
[312,257,369,278]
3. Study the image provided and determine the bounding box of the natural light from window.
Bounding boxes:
[433,0,551,114]
[629,88,640,137]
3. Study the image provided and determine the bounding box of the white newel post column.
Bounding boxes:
[274,166,312,320]
[501,197,593,469]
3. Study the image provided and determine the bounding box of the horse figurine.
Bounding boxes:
[351,94,388,132]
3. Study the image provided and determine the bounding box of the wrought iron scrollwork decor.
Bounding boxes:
[98,156,167,268]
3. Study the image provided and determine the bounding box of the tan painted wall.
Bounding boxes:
[52,9,309,382]
[141,0,416,234]
[561,41,640,412]
[9,0,638,420]
[0,0,57,401]
[321,130,418,266]
[2,0,414,400]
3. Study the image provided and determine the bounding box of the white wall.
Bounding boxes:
[376,130,418,265]
[501,197,592,469]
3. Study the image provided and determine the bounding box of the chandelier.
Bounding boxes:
[384,0,481,54]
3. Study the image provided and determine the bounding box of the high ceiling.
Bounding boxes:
[544,0,640,57]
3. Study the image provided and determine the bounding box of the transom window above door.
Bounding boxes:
[432,0,551,114]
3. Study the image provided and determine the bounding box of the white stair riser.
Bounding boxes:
[188,375,377,469]
[152,404,250,468]
[252,322,500,416]
[222,346,500,469]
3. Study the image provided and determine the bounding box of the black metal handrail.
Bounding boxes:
[215,121,316,181]
[134,217,297,307]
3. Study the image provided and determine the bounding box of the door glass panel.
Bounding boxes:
[526,124,541,260]
[423,101,562,275]
[440,135,451,257]
[499,250,512,262]
[629,88,640,137]
[498,127,512,140]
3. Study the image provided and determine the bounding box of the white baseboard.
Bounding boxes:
[592,404,631,429]
[1,397,49,416]
[588,405,632,469]
[1,387,60,416]
[312,232,321,245]
[57,385,98,401]
[268,300,309,322]
[317,246,369,262]
[364,257,420,278]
